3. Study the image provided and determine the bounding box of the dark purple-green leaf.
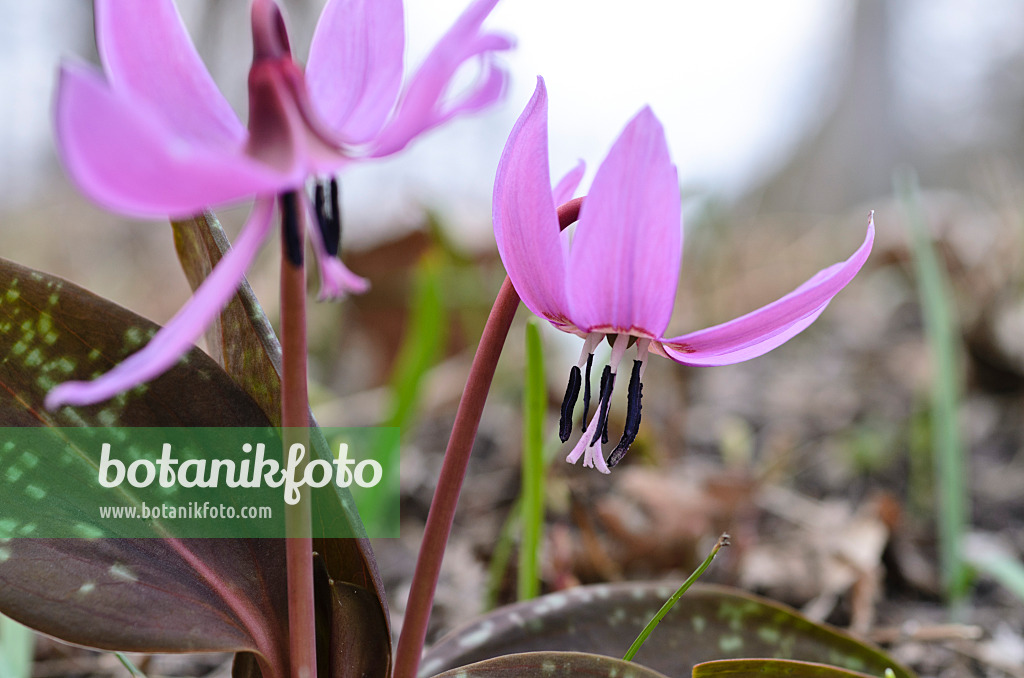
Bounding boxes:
[693,659,880,678]
[420,583,913,678]
[0,257,295,675]
[0,539,290,677]
[429,651,672,678]
[0,257,270,427]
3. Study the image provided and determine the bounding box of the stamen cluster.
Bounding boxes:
[559,334,649,472]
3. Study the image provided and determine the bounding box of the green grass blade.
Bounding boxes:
[966,535,1024,601]
[114,653,148,678]
[386,253,447,432]
[0,615,34,678]
[896,170,971,606]
[485,499,520,610]
[623,534,730,662]
[486,431,564,609]
[518,319,546,601]
[363,253,447,532]
[973,554,1024,599]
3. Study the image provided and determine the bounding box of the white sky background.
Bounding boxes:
[2,0,1022,248]
[0,0,842,245]
[346,0,846,246]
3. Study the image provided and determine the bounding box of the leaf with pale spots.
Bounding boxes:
[693,658,884,678]
[420,583,914,678]
[0,258,297,676]
[0,257,270,427]
[172,212,390,678]
[0,539,290,677]
[429,651,672,678]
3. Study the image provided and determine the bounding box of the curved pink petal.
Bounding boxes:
[552,160,585,206]
[57,63,289,218]
[303,194,370,299]
[369,0,513,157]
[659,215,875,366]
[566,107,682,337]
[95,0,244,149]
[307,0,405,145]
[493,78,570,325]
[45,198,276,410]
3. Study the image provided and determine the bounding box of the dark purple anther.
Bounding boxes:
[607,359,643,468]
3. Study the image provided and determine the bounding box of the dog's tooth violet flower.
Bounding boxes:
[493,78,874,473]
[47,0,512,409]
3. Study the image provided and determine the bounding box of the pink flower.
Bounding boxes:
[493,79,874,473]
[47,0,512,409]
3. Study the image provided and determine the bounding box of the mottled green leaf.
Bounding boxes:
[420,583,914,678]
[693,659,880,678]
[429,651,671,678]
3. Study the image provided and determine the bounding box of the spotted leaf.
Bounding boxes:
[0,258,296,676]
[420,583,913,678]
[429,651,672,678]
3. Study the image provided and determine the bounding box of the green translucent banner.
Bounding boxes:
[0,427,399,538]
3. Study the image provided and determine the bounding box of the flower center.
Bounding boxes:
[560,333,650,472]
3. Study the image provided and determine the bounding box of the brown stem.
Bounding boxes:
[279,191,316,678]
[392,198,583,678]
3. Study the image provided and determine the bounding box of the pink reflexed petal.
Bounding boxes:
[95,0,244,148]
[368,0,513,156]
[45,198,276,409]
[57,63,288,218]
[566,107,682,337]
[303,194,370,300]
[307,0,404,144]
[658,305,828,366]
[659,216,875,366]
[552,160,585,206]
[492,78,569,324]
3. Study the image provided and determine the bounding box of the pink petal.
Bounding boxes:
[94,0,244,149]
[492,78,570,325]
[566,107,682,337]
[552,160,585,206]
[45,198,276,410]
[303,194,370,299]
[369,0,514,156]
[306,0,405,145]
[659,215,876,366]
[56,63,288,218]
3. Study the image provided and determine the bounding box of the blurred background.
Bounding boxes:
[4,1,1024,676]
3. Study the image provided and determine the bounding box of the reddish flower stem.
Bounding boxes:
[392,198,583,678]
[279,192,316,678]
